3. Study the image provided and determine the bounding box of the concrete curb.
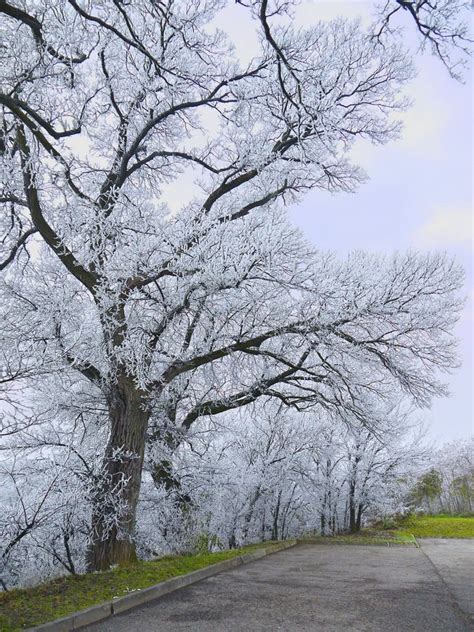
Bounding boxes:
[297,537,417,547]
[27,540,296,631]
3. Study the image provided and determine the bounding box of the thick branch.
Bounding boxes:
[0,1,86,64]
[4,104,91,202]
[0,227,37,271]
[158,321,312,388]
[0,94,82,139]
[181,372,292,430]
[16,125,97,293]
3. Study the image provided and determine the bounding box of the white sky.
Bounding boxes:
[215,0,473,443]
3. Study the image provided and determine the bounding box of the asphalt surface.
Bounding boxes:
[85,540,474,631]
[419,538,474,622]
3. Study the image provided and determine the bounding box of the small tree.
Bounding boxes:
[411,469,443,513]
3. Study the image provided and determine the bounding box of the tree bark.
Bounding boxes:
[355,503,363,532]
[348,479,357,533]
[151,459,192,505]
[348,452,361,533]
[86,375,150,571]
[320,511,326,535]
[148,415,192,508]
[242,485,262,540]
[271,490,282,541]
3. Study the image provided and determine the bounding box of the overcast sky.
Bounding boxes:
[216,0,473,443]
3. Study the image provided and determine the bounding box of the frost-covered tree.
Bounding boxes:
[338,411,427,532]
[0,0,469,571]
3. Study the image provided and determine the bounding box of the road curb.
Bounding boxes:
[27,540,296,631]
[297,538,417,547]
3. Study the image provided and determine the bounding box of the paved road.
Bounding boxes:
[85,541,474,631]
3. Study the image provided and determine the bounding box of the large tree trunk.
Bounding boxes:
[86,376,150,571]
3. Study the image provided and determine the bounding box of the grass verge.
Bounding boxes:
[0,542,281,631]
[299,514,474,546]
[394,514,474,539]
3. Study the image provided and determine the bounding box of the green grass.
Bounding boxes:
[0,542,282,631]
[395,514,474,539]
[299,514,474,546]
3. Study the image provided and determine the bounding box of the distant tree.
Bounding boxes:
[436,438,473,514]
[411,468,443,512]
[408,438,474,515]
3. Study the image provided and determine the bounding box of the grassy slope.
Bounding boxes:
[395,514,474,539]
[0,543,279,631]
[300,514,474,544]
